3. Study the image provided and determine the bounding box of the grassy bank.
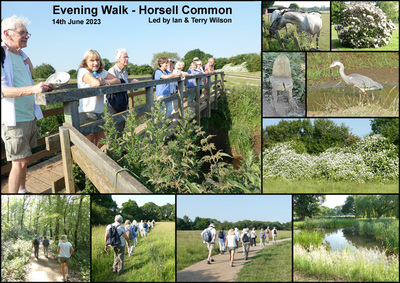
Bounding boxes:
[91,222,175,282]
[263,178,399,194]
[236,240,292,282]
[294,244,399,282]
[1,239,31,282]
[177,230,291,271]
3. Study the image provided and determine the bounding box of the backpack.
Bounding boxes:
[134,226,138,232]
[129,225,136,240]
[152,68,162,80]
[106,224,122,246]
[202,228,212,243]
[218,231,224,239]
[143,222,147,229]
[260,231,265,238]
[242,233,250,243]
[42,239,49,247]
[106,78,128,113]
[33,238,39,245]
[274,229,277,235]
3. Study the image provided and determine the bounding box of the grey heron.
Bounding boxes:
[327,61,383,95]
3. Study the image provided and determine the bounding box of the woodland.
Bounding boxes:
[1,195,90,282]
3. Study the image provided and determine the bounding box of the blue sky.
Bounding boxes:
[177,195,292,223]
[263,118,374,138]
[2,1,260,72]
[112,195,175,208]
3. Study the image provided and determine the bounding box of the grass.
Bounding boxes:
[1,239,32,282]
[236,240,292,282]
[331,23,399,51]
[177,230,291,271]
[293,230,325,250]
[294,244,399,282]
[91,222,175,282]
[263,178,399,194]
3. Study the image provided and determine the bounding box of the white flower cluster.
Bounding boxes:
[334,2,396,48]
[221,62,249,73]
[263,135,399,183]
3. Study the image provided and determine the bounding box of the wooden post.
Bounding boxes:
[59,126,75,193]
[214,74,219,110]
[63,101,80,130]
[145,86,154,113]
[276,31,286,51]
[178,80,185,124]
[195,78,201,125]
[206,74,211,118]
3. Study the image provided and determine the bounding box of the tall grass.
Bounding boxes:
[1,239,32,282]
[177,230,292,271]
[236,240,292,282]
[91,222,175,282]
[294,244,399,282]
[293,230,325,249]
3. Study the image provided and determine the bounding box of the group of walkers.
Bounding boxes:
[105,215,155,276]
[1,15,217,192]
[31,234,74,282]
[201,223,278,267]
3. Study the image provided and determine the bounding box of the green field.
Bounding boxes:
[177,230,292,271]
[91,222,175,282]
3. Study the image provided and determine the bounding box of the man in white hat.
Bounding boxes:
[201,223,216,264]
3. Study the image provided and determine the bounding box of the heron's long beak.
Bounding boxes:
[326,66,332,69]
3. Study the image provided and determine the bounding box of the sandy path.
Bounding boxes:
[177,238,292,282]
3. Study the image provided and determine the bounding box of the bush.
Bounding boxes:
[334,2,396,48]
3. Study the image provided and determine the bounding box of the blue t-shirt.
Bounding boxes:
[186,69,203,88]
[218,231,226,242]
[155,69,171,99]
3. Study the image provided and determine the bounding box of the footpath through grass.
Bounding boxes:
[236,240,292,282]
[177,230,291,271]
[91,222,175,282]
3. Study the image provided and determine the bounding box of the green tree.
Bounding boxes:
[262,1,275,14]
[294,195,325,220]
[67,69,77,79]
[151,51,181,69]
[370,118,399,145]
[32,63,56,79]
[375,1,399,22]
[289,3,300,9]
[121,199,143,221]
[182,49,213,71]
[134,64,154,75]
[246,53,262,72]
[214,57,228,70]
[125,63,137,75]
[102,58,112,71]
[331,1,346,24]
[342,196,355,215]
[141,202,161,221]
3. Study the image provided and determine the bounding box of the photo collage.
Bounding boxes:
[1,1,399,282]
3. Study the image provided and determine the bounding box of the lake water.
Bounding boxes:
[295,227,386,252]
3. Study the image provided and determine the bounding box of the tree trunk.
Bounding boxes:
[48,195,53,239]
[7,197,10,223]
[21,195,27,228]
[74,195,84,250]
[55,196,60,243]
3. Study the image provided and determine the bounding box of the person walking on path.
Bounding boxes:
[124,219,135,256]
[272,227,278,243]
[241,228,251,260]
[42,236,50,258]
[225,229,239,267]
[105,215,130,276]
[217,227,226,254]
[32,236,39,259]
[234,228,241,248]
[266,226,271,243]
[259,229,266,248]
[250,228,257,247]
[201,223,217,264]
[57,235,74,282]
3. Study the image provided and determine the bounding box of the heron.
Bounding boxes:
[326,61,383,96]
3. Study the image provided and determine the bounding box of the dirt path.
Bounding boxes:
[177,238,292,282]
[25,245,81,282]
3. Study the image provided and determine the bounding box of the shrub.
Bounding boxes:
[334,2,396,48]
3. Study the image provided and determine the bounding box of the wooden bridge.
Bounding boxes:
[1,72,226,193]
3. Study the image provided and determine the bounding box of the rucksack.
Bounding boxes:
[152,68,162,80]
[106,78,128,113]
[260,231,266,238]
[42,239,49,247]
[106,224,122,246]
[218,231,224,239]
[202,229,212,243]
[129,225,136,240]
[134,226,138,232]
[143,222,147,229]
[33,239,39,245]
[242,233,250,243]
[274,229,277,235]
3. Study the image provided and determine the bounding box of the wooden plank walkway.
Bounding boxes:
[1,155,64,194]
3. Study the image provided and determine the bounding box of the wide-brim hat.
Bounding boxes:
[193,57,200,61]
[209,223,215,228]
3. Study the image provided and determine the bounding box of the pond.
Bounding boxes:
[307,85,399,112]
[295,227,386,252]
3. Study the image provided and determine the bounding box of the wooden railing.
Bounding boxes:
[1,72,225,192]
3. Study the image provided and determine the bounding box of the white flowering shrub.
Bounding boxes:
[221,62,249,73]
[334,2,396,48]
[263,135,398,183]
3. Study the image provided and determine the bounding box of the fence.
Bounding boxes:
[1,72,225,192]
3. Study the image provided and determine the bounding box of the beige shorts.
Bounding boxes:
[1,121,38,161]
[79,112,104,125]
[207,243,215,252]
